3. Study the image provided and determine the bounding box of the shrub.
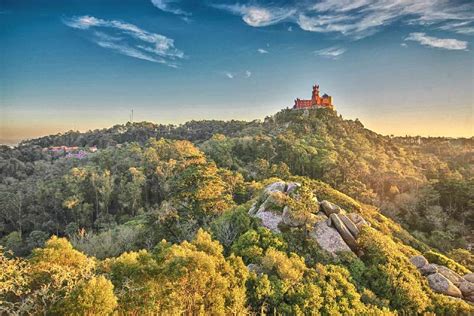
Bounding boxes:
[424,250,471,275]
[447,248,474,271]
[359,228,430,314]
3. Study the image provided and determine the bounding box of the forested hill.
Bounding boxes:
[2,108,473,252]
[1,108,474,314]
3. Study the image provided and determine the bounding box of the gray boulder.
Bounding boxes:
[320,200,342,216]
[247,263,263,275]
[464,295,474,303]
[464,273,474,283]
[459,281,474,298]
[254,210,282,233]
[339,214,360,238]
[420,263,438,275]
[410,255,429,269]
[436,265,464,287]
[347,213,369,229]
[310,220,352,256]
[285,182,300,194]
[264,181,287,195]
[427,273,462,298]
[329,213,358,251]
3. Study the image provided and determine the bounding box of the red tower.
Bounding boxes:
[311,85,320,105]
[293,83,333,110]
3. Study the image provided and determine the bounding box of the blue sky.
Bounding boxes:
[1,0,473,143]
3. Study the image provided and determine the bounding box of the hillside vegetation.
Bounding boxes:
[1,108,473,314]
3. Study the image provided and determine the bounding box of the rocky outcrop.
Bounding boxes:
[310,219,352,255]
[459,281,474,302]
[464,273,474,283]
[250,181,370,257]
[410,254,474,302]
[286,182,300,195]
[320,200,342,216]
[339,213,360,238]
[347,213,369,229]
[410,255,429,269]
[329,214,358,251]
[420,263,438,275]
[427,273,463,298]
[436,265,464,287]
[254,210,282,233]
[264,181,287,195]
[249,182,295,232]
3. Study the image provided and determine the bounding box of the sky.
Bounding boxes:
[1,0,473,144]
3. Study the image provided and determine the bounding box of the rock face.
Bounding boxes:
[459,281,474,298]
[347,213,369,229]
[427,273,463,298]
[329,214,358,251]
[436,265,464,287]
[464,273,474,283]
[264,181,287,195]
[339,214,360,238]
[250,181,371,258]
[320,200,342,216]
[310,220,352,255]
[420,263,438,275]
[409,254,474,303]
[410,255,429,269]
[254,210,283,233]
[286,182,301,195]
[250,182,289,232]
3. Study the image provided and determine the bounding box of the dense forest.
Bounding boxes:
[1,108,473,314]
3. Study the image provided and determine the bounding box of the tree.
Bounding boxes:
[63,276,117,316]
[118,167,145,217]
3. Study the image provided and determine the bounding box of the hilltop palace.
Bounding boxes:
[293,84,334,110]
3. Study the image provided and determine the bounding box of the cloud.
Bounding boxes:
[400,43,408,47]
[213,4,295,27]
[225,72,234,79]
[405,32,468,50]
[438,21,474,35]
[245,70,252,77]
[213,1,474,39]
[151,0,191,16]
[63,16,184,66]
[314,46,346,59]
[288,26,293,32]
[257,48,269,54]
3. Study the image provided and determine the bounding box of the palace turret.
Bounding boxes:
[293,84,334,110]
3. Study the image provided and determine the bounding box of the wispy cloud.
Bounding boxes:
[63,15,184,66]
[225,72,234,79]
[257,48,269,54]
[245,70,252,77]
[314,46,346,59]
[438,21,474,35]
[151,0,191,16]
[405,32,468,50]
[213,1,474,39]
[213,3,295,27]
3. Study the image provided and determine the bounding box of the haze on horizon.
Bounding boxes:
[1,0,473,145]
